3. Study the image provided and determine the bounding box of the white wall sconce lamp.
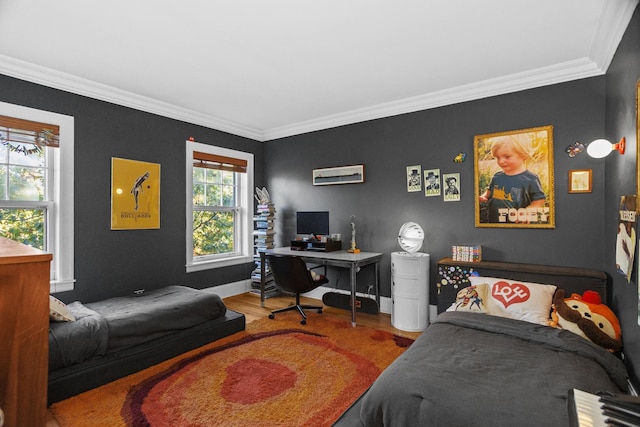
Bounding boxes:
[586,137,626,158]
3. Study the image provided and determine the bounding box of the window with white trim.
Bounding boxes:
[185,141,253,272]
[0,102,75,292]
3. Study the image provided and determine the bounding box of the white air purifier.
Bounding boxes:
[392,222,430,332]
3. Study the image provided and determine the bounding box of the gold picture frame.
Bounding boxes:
[111,157,161,230]
[474,125,555,228]
[568,169,592,193]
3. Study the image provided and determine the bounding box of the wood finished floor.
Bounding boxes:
[227,292,422,340]
[46,292,422,426]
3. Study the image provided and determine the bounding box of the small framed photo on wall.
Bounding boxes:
[568,169,592,193]
[424,168,441,197]
[443,173,460,202]
[406,165,422,192]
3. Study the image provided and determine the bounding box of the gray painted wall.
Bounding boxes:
[264,77,607,304]
[0,75,263,303]
[605,6,640,388]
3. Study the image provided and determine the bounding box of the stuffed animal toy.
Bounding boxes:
[548,289,622,352]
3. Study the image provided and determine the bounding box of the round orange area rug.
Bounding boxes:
[50,311,414,427]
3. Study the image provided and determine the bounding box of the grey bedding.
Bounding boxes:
[49,302,108,371]
[49,285,227,370]
[345,311,628,427]
[86,285,226,352]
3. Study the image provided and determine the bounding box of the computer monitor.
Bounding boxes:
[296,211,330,237]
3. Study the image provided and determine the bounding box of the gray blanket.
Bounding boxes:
[352,311,628,427]
[49,285,227,370]
[49,302,108,371]
[86,285,226,352]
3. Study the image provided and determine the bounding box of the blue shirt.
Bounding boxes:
[486,170,545,223]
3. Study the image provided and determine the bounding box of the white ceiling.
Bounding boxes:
[0,0,637,141]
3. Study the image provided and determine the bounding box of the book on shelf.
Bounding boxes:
[251,277,275,287]
[254,247,274,254]
[255,242,275,249]
[250,278,280,296]
[254,215,274,220]
[251,270,272,280]
[257,204,275,213]
[252,229,275,236]
[254,213,274,219]
[254,233,274,239]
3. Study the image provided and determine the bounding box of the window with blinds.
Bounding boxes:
[0,101,75,292]
[186,141,254,271]
[0,115,59,251]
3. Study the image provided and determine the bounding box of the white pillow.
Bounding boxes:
[446,283,490,313]
[468,276,556,325]
[49,295,76,322]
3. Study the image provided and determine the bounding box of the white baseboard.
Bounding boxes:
[203,279,252,299]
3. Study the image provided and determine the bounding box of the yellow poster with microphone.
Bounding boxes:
[111,157,161,230]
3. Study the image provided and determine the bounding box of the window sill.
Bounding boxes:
[50,279,75,293]
[186,255,253,273]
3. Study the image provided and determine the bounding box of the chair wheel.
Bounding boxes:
[317,309,323,314]
[301,319,307,325]
[269,314,275,319]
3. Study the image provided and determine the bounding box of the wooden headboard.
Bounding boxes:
[436,257,609,313]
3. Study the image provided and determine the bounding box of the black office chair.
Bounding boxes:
[266,254,327,325]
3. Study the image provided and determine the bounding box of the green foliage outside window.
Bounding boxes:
[192,167,237,257]
[192,210,235,256]
[0,141,47,249]
[0,208,45,249]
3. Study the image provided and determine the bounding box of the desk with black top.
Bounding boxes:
[260,247,383,327]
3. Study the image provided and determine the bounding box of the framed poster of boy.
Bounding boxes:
[474,125,555,228]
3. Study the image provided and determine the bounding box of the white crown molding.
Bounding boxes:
[2,0,636,147]
[589,0,639,70]
[263,57,604,141]
[0,54,264,141]
[0,53,609,143]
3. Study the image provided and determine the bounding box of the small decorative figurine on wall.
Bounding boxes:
[565,142,585,157]
[453,152,467,163]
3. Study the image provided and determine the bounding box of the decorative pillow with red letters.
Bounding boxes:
[468,276,557,325]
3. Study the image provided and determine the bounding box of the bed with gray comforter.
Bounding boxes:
[48,285,245,404]
[334,258,630,427]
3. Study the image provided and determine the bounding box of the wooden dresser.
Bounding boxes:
[0,237,52,427]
